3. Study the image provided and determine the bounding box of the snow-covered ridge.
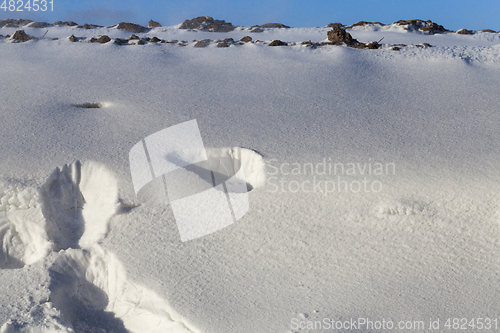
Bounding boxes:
[0,161,201,333]
[1,15,500,332]
[1,17,498,51]
[0,147,264,332]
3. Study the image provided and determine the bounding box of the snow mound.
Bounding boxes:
[78,162,119,248]
[0,183,39,212]
[0,302,74,333]
[2,161,198,332]
[40,161,118,250]
[0,210,51,269]
[49,245,198,333]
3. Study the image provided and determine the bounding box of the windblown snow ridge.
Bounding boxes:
[1,161,199,333]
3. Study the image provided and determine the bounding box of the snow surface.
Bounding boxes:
[0,23,500,332]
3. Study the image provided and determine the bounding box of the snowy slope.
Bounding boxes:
[0,22,500,332]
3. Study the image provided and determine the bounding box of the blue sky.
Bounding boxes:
[1,0,499,31]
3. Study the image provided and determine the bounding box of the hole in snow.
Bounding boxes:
[74,102,110,109]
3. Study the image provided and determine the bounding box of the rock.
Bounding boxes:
[326,23,344,29]
[142,37,151,41]
[327,26,358,45]
[150,37,161,43]
[194,39,210,47]
[395,19,447,34]
[179,16,235,32]
[240,36,252,42]
[224,38,234,43]
[456,29,474,35]
[89,37,97,43]
[392,47,400,51]
[301,40,317,48]
[11,30,35,42]
[416,43,433,48]
[347,21,384,28]
[27,21,51,28]
[77,23,101,29]
[97,35,111,43]
[114,38,128,45]
[353,41,380,49]
[217,41,229,47]
[259,23,290,28]
[68,35,77,42]
[148,20,161,28]
[0,19,33,28]
[250,27,264,33]
[480,29,496,33]
[137,39,146,45]
[269,39,287,46]
[116,22,149,33]
[54,21,78,27]
[128,34,140,40]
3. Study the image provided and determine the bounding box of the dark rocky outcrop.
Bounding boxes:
[456,29,474,35]
[327,26,358,45]
[326,23,344,29]
[68,35,78,42]
[194,39,211,47]
[114,38,128,45]
[352,41,380,49]
[54,21,78,27]
[240,36,252,42]
[116,22,149,33]
[27,21,51,28]
[11,30,35,42]
[97,35,111,43]
[148,20,161,28]
[77,23,102,29]
[394,19,448,34]
[259,23,290,29]
[0,19,33,28]
[179,16,236,32]
[347,21,384,29]
[269,39,287,46]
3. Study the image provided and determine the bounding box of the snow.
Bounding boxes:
[0,22,499,332]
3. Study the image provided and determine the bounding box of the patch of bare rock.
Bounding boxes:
[148,20,161,28]
[115,22,149,33]
[269,39,287,46]
[0,19,33,28]
[394,19,448,34]
[346,21,384,28]
[10,30,35,42]
[179,16,236,32]
[326,26,358,45]
[76,23,102,29]
[248,22,290,32]
[53,21,78,27]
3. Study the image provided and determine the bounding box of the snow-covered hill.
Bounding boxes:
[1,19,499,333]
